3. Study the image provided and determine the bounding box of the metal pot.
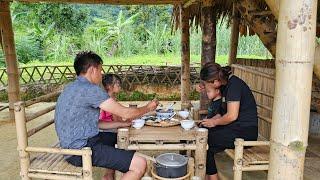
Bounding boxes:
[154,153,188,178]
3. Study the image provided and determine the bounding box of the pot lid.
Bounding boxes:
[155,153,188,167]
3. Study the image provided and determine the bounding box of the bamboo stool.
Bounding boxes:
[191,108,270,180]
[14,101,93,180]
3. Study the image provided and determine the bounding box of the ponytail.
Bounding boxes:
[200,63,231,84]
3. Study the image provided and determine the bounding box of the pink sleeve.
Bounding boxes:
[99,110,113,122]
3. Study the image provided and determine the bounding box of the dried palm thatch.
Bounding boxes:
[171,0,271,37]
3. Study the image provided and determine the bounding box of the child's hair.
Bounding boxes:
[102,74,122,91]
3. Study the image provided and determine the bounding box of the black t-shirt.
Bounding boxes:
[221,75,258,127]
[207,98,223,119]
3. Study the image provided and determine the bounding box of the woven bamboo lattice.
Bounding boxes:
[0,65,201,90]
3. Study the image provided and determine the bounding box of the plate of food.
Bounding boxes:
[144,113,180,127]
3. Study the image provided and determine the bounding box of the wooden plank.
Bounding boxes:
[27,119,54,137]
[26,105,56,122]
[128,126,197,141]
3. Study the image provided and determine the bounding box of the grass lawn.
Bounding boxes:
[18,54,269,67]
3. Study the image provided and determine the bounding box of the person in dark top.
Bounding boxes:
[199,62,258,180]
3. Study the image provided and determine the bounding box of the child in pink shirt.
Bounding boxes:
[98,74,131,180]
[99,73,131,136]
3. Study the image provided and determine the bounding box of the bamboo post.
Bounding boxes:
[188,157,195,177]
[194,128,208,178]
[268,0,318,179]
[233,138,244,180]
[200,0,216,110]
[82,147,93,180]
[115,128,129,180]
[14,101,30,180]
[228,2,240,65]
[180,5,191,110]
[0,1,20,120]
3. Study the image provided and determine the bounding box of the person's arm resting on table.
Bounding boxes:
[98,121,131,129]
[201,102,239,127]
[99,98,157,121]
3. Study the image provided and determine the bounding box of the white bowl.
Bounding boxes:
[156,109,174,119]
[132,119,145,129]
[180,120,195,130]
[178,110,189,119]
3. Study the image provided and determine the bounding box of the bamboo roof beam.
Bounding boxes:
[183,0,198,8]
[7,0,184,5]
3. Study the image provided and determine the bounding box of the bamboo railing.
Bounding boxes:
[0,65,201,89]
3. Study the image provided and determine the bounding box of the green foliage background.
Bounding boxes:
[0,2,271,67]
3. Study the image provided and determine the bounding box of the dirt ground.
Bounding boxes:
[0,101,319,180]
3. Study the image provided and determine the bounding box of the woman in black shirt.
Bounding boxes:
[199,62,258,180]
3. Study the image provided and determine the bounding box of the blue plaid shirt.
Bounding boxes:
[55,76,109,149]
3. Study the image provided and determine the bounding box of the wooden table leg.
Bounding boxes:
[195,128,208,178]
[115,128,129,180]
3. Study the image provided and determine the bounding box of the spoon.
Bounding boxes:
[165,102,176,111]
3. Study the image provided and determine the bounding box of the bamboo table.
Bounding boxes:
[116,125,208,179]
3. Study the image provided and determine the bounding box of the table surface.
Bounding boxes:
[128,125,199,141]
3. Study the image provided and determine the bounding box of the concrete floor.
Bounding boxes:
[0,101,320,180]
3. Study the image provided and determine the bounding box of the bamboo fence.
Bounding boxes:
[0,65,201,89]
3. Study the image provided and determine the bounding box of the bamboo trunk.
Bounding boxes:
[228,3,240,65]
[115,128,129,180]
[14,102,30,180]
[194,128,208,178]
[180,5,191,110]
[268,0,318,179]
[0,2,20,120]
[233,138,244,180]
[82,147,93,180]
[200,1,216,110]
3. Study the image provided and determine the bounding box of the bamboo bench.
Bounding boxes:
[191,108,270,180]
[14,101,93,180]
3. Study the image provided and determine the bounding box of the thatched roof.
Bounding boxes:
[172,0,271,37]
[173,0,320,38]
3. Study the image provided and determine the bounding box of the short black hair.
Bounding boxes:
[102,73,122,88]
[74,51,103,76]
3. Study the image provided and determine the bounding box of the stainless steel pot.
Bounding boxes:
[154,153,188,178]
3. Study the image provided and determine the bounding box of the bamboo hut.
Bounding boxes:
[1,0,320,179]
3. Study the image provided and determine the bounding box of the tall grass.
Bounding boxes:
[1,19,272,68]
